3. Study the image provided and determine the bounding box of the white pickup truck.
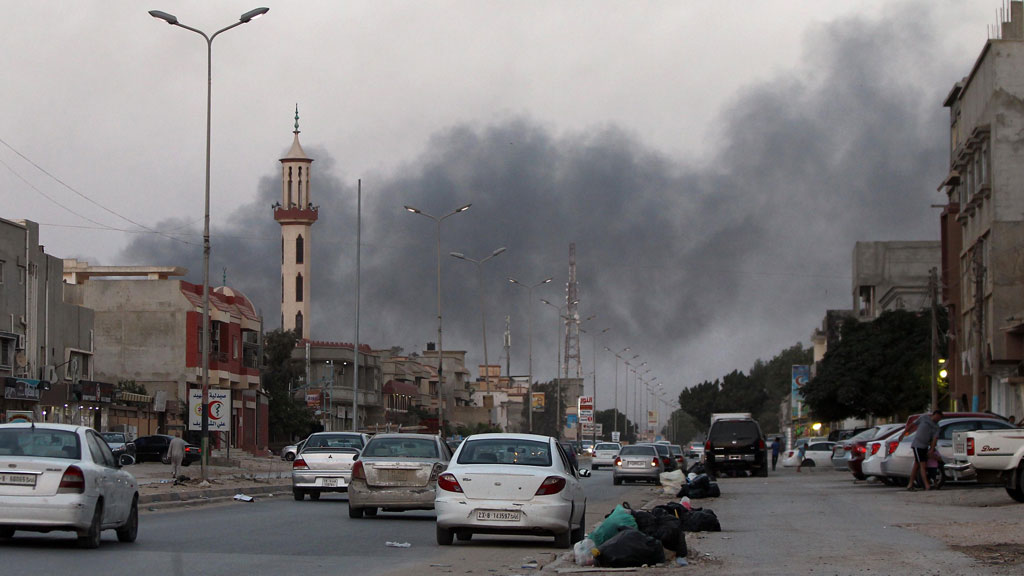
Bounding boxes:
[951,428,1024,502]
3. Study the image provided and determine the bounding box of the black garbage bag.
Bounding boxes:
[631,510,657,534]
[676,483,690,498]
[680,509,721,532]
[650,514,686,556]
[709,482,721,498]
[690,473,711,490]
[687,462,706,475]
[653,502,688,518]
[596,527,667,567]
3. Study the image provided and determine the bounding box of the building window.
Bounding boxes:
[296,235,304,264]
[287,167,293,207]
[233,335,239,359]
[296,274,303,302]
[295,312,303,336]
[0,336,14,369]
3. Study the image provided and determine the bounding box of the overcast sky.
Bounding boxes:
[0,1,1006,419]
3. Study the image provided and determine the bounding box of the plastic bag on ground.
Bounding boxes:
[680,508,722,532]
[588,504,638,546]
[595,528,666,568]
[573,537,597,566]
[659,469,685,496]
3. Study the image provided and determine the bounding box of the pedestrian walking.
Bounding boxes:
[907,410,943,491]
[796,441,807,473]
[168,435,187,479]
[771,436,782,471]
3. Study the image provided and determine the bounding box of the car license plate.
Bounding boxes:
[321,478,339,487]
[476,510,521,521]
[627,461,644,468]
[379,469,412,482]
[0,473,36,487]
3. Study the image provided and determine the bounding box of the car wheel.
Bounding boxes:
[1009,464,1024,503]
[293,490,305,501]
[161,452,170,465]
[436,525,454,546]
[285,452,296,462]
[613,476,622,486]
[181,460,192,467]
[853,472,867,481]
[309,491,321,501]
[570,503,586,544]
[348,505,363,519]
[0,528,14,539]
[801,459,815,467]
[78,501,103,549]
[553,527,572,549]
[456,530,472,541]
[116,497,139,543]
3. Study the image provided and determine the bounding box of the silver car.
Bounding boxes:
[292,431,369,500]
[281,437,308,461]
[591,442,621,469]
[0,423,138,548]
[348,433,451,518]
[434,433,589,548]
[881,417,1015,484]
[612,444,664,484]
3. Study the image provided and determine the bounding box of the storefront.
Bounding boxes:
[1,377,50,423]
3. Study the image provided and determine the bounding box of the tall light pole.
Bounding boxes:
[581,325,609,443]
[451,247,506,388]
[405,203,472,437]
[149,6,270,481]
[508,276,552,433]
[624,354,639,439]
[541,298,578,439]
[605,347,629,434]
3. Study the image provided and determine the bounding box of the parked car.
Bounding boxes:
[591,442,621,469]
[613,443,664,485]
[792,441,835,468]
[434,433,588,548]
[292,431,369,501]
[100,432,137,464]
[704,416,768,477]
[281,437,308,461]
[132,434,201,466]
[828,428,870,442]
[0,423,138,548]
[685,441,705,461]
[831,426,891,472]
[348,433,451,518]
[668,444,686,469]
[952,425,1024,501]
[845,424,904,480]
[860,425,905,482]
[880,415,1016,485]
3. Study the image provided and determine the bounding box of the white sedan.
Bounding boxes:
[435,433,589,548]
[781,440,835,467]
[0,423,138,548]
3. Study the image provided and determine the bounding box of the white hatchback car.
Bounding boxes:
[0,423,138,548]
[434,433,588,548]
[591,442,621,469]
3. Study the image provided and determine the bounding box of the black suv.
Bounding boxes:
[704,418,767,477]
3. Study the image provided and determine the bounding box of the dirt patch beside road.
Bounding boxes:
[951,544,1024,569]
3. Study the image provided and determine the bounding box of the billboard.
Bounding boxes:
[647,410,658,427]
[188,388,231,431]
[791,365,810,420]
[531,392,546,411]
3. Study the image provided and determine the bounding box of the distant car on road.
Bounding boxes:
[132,434,201,466]
[0,423,138,548]
[613,443,664,485]
[591,442,621,469]
[348,433,451,518]
[292,431,369,501]
[704,416,768,477]
[686,441,705,461]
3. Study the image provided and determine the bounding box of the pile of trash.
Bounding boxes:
[573,500,722,568]
[660,463,721,499]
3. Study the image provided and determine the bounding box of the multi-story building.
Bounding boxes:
[293,340,382,431]
[852,241,940,319]
[0,219,95,425]
[939,2,1024,419]
[63,261,268,453]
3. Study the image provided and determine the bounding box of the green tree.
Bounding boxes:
[262,329,317,442]
[802,309,941,421]
[665,410,701,444]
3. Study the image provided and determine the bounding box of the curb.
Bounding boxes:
[140,482,292,509]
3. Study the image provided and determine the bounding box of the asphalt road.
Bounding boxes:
[0,466,653,576]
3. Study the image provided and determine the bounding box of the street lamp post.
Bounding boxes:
[508,276,552,433]
[149,6,269,481]
[451,247,506,388]
[580,325,609,443]
[604,347,629,434]
[405,203,471,437]
[541,298,578,440]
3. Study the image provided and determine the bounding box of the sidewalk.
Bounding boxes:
[132,453,293,510]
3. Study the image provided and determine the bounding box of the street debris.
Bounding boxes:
[233,494,255,502]
[385,541,412,548]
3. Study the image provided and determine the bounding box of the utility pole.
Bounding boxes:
[972,245,986,412]
[929,267,939,410]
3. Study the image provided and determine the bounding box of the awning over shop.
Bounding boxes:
[383,380,419,396]
[119,392,152,403]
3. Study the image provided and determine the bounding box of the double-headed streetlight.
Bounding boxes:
[508,276,553,433]
[405,203,472,436]
[450,247,506,388]
[540,298,579,439]
[149,6,269,480]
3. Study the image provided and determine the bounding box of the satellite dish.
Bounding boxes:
[15,352,27,367]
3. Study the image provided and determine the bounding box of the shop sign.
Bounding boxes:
[3,377,49,401]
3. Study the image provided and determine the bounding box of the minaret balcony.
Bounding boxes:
[273,204,319,224]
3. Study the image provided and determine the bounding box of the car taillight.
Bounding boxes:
[438,473,463,493]
[535,476,566,496]
[856,445,866,455]
[614,457,622,467]
[758,438,766,450]
[661,457,670,466]
[870,443,880,456]
[651,457,659,468]
[429,463,443,483]
[352,460,365,480]
[704,440,712,452]
[886,441,899,456]
[58,465,85,494]
[293,458,309,470]
[844,444,852,451]
[967,437,975,456]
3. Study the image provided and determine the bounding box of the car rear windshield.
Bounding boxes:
[362,437,438,459]
[101,433,126,444]
[669,445,683,456]
[709,420,761,443]
[619,445,656,456]
[304,434,364,451]
[0,428,81,459]
[595,443,619,451]
[457,439,552,466]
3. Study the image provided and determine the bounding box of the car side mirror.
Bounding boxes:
[118,453,135,467]
[352,453,359,461]
[579,468,591,478]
